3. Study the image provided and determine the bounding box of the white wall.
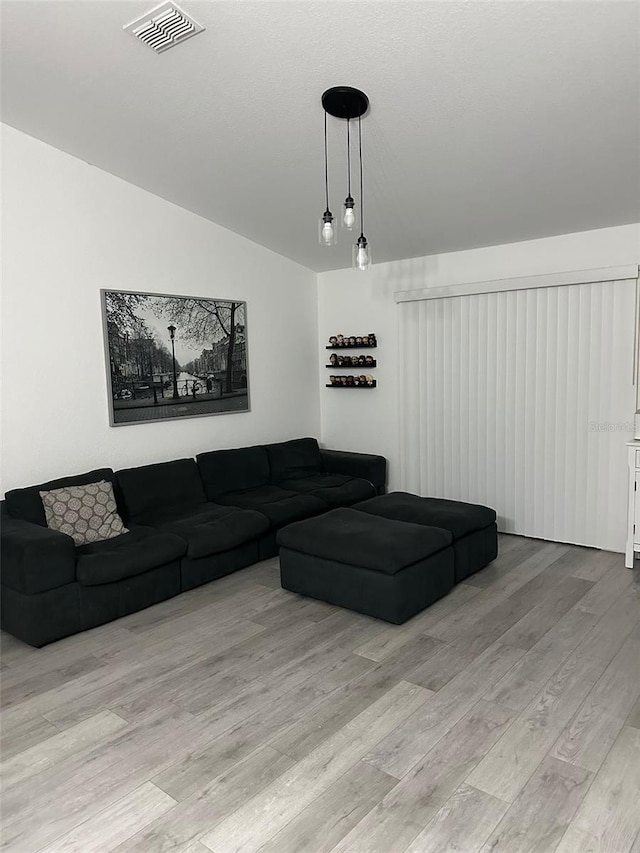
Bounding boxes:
[318,224,640,491]
[1,125,319,494]
[3,122,638,519]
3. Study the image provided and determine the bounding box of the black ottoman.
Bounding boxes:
[276,507,454,624]
[354,492,498,582]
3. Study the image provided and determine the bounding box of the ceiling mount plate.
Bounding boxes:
[322,87,369,120]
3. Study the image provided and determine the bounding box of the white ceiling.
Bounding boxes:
[2,1,639,273]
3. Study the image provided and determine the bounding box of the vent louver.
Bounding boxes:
[124,2,204,53]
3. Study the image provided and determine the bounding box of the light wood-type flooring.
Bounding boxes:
[1,534,640,853]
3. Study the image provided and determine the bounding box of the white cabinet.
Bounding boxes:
[626,441,640,568]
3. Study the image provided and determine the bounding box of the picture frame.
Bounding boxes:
[101,289,249,426]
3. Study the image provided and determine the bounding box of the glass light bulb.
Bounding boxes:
[344,207,355,229]
[319,211,336,246]
[353,235,371,270]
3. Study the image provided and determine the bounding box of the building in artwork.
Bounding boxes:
[189,325,247,388]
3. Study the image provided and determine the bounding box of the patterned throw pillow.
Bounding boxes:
[39,480,128,546]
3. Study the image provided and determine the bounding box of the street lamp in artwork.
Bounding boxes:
[167,324,179,399]
[147,335,159,404]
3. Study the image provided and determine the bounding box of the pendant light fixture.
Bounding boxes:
[353,114,371,270]
[319,110,336,246]
[343,119,355,230]
[320,86,370,268]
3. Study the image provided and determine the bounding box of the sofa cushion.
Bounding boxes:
[320,449,387,493]
[214,485,326,528]
[154,504,269,559]
[0,512,77,594]
[197,446,270,498]
[281,473,376,507]
[355,492,497,539]
[5,468,120,527]
[75,526,186,586]
[116,459,206,525]
[40,480,128,546]
[265,438,323,482]
[277,508,452,575]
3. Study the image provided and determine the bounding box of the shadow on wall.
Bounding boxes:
[377,254,444,302]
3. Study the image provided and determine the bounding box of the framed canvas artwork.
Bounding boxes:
[101,289,249,426]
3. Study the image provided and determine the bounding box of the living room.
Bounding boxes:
[2,1,640,851]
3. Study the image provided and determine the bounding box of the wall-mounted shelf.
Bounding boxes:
[326,381,377,388]
[325,332,378,390]
[326,361,377,369]
[326,344,377,350]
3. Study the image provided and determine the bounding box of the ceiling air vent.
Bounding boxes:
[124,1,204,54]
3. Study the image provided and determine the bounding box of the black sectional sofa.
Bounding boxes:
[0,438,386,647]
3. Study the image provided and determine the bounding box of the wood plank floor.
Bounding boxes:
[1,535,639,853]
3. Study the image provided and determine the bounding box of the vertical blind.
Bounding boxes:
[398,278,637,552]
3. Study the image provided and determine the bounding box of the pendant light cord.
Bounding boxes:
[347,119,351,197]
[358,114,364,236]
[324,110,330,211]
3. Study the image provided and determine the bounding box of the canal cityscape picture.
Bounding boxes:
[101,289,249,425]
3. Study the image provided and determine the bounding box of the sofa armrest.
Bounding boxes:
[320,449,387,494]
[0,515,76,594]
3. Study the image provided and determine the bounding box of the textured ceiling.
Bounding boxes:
[2,1,639,272]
